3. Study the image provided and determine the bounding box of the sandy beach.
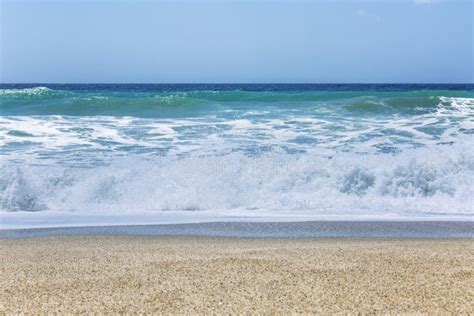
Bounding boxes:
[1,236,472,314]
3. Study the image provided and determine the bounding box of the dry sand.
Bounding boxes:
[0,237,473,314]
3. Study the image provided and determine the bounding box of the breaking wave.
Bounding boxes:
[1,141,473,220]
[1,84,473,224]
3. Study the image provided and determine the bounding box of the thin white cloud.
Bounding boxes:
[414,0,435,5]
[355,9,382,23]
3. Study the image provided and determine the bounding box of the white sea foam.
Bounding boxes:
[1,94,473,227]
[0,86,52,96]
[1,140,473,223]
[1,96,472,161]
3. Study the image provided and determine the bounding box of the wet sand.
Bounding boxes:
[1,237,473,313]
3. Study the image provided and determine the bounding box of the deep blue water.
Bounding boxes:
[2,83,474,92]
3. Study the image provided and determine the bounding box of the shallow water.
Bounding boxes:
[1,221,473,239]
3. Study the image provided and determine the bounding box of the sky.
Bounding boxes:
[0,0,472,83]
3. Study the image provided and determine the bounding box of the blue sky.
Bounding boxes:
[1,0,472,83]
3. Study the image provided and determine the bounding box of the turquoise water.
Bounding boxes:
[1,84,473,227]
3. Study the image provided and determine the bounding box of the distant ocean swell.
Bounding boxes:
[2,86,474,117]
[1,85,473,223]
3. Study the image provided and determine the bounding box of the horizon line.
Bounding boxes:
[1,82,474,85]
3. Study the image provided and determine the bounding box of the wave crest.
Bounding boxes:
[1,141,472,220]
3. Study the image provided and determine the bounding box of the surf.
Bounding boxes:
[1,84,473,226]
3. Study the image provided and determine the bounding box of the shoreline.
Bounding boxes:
[1,236,472,313]
[2,210,472,231]
[1,220,472,239]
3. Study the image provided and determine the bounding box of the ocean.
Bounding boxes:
[1,84,473,228]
